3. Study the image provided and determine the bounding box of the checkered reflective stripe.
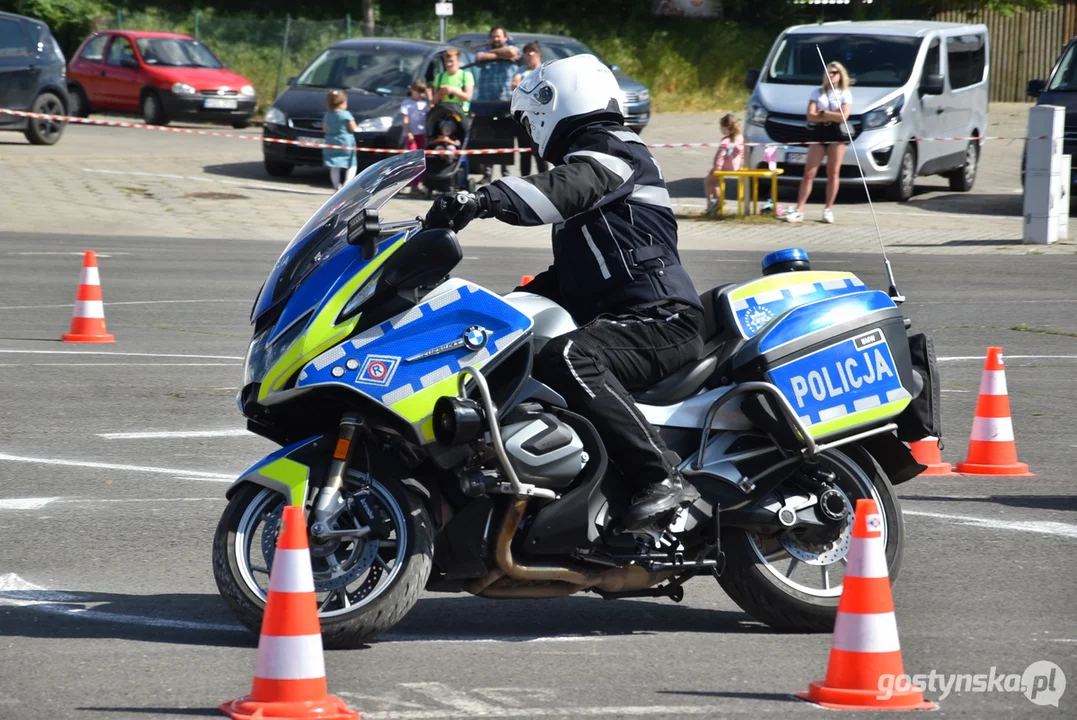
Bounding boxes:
[297,282,532,441]
[730,274,868,339]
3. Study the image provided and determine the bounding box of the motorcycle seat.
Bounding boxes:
[632,355,717,405]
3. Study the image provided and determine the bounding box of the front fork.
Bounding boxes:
[308,412,372,541]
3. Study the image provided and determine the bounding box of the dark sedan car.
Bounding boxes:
[262,38,473,177]
[1025,36,1077,196]
[0,11,69,145]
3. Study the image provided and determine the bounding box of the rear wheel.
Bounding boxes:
[24,92,66,145]
[67,84,90,118]
[717,447,903,633]
[213,466,433,648]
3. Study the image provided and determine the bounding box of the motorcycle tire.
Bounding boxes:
[212,471,433,649]
[717,446,904,633]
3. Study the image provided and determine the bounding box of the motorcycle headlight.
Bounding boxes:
[172,82,196,96]
[748,101,768,126]
[264,106,286,126]
[862,96,904,130]
[244,314,309,386]
[355,116,393,133]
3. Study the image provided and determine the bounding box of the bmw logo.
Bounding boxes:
[462,325,489,351]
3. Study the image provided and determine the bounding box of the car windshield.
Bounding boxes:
[466,39,606,85]
[1046,42,1077,91]
[295,47,423,95]
[766,34,921,88]
[136,38,222,68]
[251,151,425,322]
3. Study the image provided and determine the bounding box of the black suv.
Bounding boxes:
[0,11,69,145]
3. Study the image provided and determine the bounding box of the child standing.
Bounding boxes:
[401,81,429,189]
[704,113,745,215]
[323,89,358,190]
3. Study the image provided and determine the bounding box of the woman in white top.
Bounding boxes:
[782,61,852,224]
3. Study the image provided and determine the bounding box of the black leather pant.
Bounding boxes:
[533,301,704,491]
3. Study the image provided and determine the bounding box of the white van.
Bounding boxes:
[743,21,989,201]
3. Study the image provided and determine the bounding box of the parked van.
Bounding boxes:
[743,21,989,201]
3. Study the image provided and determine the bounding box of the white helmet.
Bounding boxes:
[511,53,625,162]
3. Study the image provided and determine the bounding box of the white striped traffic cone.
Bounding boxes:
[62,250,115,343]
[956,347,1032,476]
[798,498,936,710]
[219,505,360,720]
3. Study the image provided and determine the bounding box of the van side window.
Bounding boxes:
[947,34,986,90]
[922,39,940,81]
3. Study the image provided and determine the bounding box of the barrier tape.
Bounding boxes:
[0,108,1064,153]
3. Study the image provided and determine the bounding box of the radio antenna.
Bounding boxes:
[815,46,904,303]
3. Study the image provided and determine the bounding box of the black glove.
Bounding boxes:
[425,189,491,232]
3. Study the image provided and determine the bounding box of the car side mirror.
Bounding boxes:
[1027,78,1045,97]
[920,73,944,96]
[120,57,139,70]
[608,63,621,72]
[286,75,297,86]
[744,68,760,91]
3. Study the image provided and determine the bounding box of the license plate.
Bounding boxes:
[767,329,909,430]
[296,136,323,145]
[203,97,238,109]
[785,150,806,164]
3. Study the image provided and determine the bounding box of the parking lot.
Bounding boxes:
[1,103,1076,719]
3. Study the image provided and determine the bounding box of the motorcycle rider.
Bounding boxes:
[425,54,704,531]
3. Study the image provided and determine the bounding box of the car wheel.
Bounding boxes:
[264,160,294,177]
[947,141,978,192]
[887,145,916,202]
[24,92,66,145]
[232,120,251,130]
[142,91,168,126]
[67,84,90,118]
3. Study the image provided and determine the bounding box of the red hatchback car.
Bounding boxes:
[66,30,256,127]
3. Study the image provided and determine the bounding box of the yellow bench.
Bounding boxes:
[711,168,785,219]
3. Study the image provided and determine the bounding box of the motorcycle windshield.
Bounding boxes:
[250,150,426,323]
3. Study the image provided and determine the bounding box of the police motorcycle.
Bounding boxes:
[213,150,940,648]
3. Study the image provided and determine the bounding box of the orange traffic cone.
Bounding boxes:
[956,347,1032,476]
[908,437,955,476]
[62,250,115,343]
[219,505,360,720]
[798,498,936,711]
[520,274,534,286]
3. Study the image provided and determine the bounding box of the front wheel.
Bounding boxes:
[142,91,168,126]
[213,468,433,648]
[887,145,916,202]
[948,141,979,192]
[717,447,903,633]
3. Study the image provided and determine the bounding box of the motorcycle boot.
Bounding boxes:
[622,471,701,531]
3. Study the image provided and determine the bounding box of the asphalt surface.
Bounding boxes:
[0,232,1075,719]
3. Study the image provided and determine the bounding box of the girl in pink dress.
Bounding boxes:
[704,113,745,214]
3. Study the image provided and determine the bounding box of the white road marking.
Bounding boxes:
[5,251,125,257]
[940,389,971,393]
[904,510,1077,539]
[939,355,1077,361]
[359,705,760,719]
[1046,638,1077,643]
[0,349,243,360]
[98,429,250,440]
[0,453,234,481]
[0,298,245,311]
[0,497,62,510]
[0,573,244,632]
[400,683,500,713]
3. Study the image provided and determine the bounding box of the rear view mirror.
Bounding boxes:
[744,68,760,91]
[120,57,139,70]
[920,73,944,96]
[347,209,381,260]
[1027,78,1045,97]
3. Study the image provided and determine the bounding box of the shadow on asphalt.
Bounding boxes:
[202,160,330,190]
[659,690,803,703]
[906,192,1023,217]
[78,709,219,717]
[903,494,1077,512]
[0,589,769,648]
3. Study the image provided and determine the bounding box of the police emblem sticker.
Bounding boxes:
[356,354,400,387]
[866,513,883,532]
[462,325,489,352]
